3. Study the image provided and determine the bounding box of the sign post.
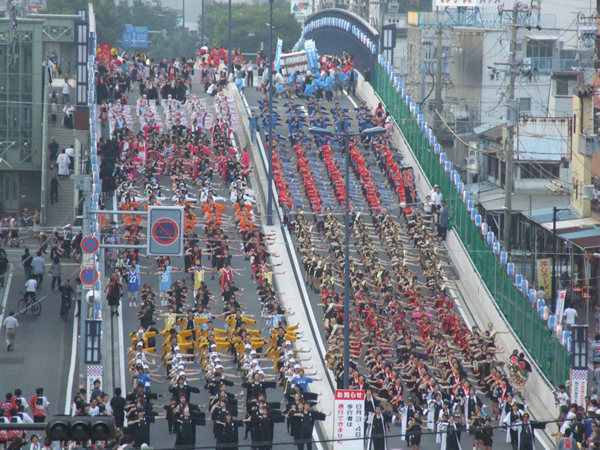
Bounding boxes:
[570,325,589,407]
[333,389,364,450]
[81,235,100,254]
[122,25,148,48]
[147,206,184,256]
[80,267,99,289]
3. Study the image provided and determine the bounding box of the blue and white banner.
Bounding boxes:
[274,38,283,72]
[304,39,319,71]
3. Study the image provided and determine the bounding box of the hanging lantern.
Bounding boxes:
[457,182,464,195]
[434,143,441,155]
[507,262,515,276]
[487,231,494,246]
[528,288,535,304]
[445,161,452,173]
[474,214,482,227]
[493,242,500,255]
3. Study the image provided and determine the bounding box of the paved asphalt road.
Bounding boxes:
[241,83,522,450]
[108,80,308,450]
[0,222,79,415]
[0,71,530,450]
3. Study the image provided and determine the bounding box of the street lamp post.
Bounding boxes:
[182,0,185,58]
[308,126,386,388]
[266,0,274,226]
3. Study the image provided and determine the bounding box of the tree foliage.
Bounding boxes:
[44,0,196,59]
[201,1,301,54]
[45,0,301,59]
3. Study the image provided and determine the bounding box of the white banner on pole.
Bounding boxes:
[556,289,566,324]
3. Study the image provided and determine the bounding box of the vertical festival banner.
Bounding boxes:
[274,38,283,72]
[399,167,417,208]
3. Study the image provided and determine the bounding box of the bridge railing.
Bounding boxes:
[371,58,570,388]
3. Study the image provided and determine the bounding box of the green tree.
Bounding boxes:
[45,0,196,60]
[201,2,301,54]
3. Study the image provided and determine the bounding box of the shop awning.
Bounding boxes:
[475,191,571,213]
[557,228,600,250]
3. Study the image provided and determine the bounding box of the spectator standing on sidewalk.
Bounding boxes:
[3,311,19,351]
[49,173,60,204]
[22,248,32,281]
[62,226,74,258]
[248,111,258,145]
[31,251,45,289]
[437,200,449,240]
[563,304,578,329]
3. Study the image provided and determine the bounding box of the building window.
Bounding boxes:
[519,162,560,179]
[555,78,569,96]
[518,97,531,112]
[526,39,554,59]
[487,156,499,179]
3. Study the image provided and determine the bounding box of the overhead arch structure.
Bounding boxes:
[293,8,379,76]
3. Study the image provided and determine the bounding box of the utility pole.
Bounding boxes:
[434,21,443,136]
[182,0,185,58]
[503,7,518,254]
[552,206,558,306]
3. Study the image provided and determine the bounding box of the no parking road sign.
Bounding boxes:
[147,206,184,256]
[81,235,100,254]
[80,267,99,288]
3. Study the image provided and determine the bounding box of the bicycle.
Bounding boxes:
[59,297,72,321]
[18,291,41,316]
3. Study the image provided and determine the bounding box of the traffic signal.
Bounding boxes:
[46,417,116,441]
